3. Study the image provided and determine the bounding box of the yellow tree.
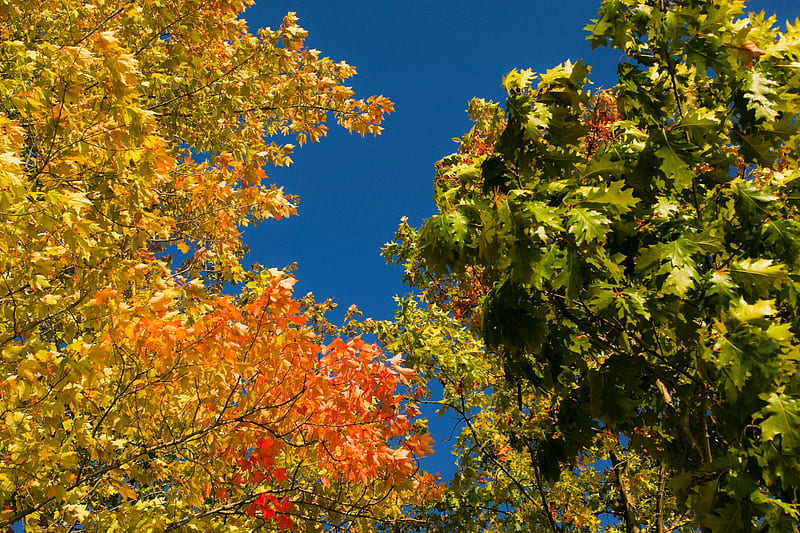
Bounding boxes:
[0,1,435,531]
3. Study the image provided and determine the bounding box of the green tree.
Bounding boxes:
[0,1,435,531]
[379,0,800,531]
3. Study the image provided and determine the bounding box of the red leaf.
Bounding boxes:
[276,514,294,530]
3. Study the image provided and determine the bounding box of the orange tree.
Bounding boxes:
[377,0,800,531]
[0,1,435,531]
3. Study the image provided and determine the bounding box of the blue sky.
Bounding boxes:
[243,0,796,320]
[242,1,623,320]
[240,0,798,480]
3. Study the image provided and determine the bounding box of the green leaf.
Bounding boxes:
[513,196,562,230]
[743,70,779,122]
[482,280,547,357]
[581,155,626,180]
[705,270,737,301]
[674,110,720,143]
[716,328,782,392]
[704,501,746,533]
[636,237,700,295]
[576,180,639,214]
[655,142,695,190]
[586,282,616,312]
[502,68,535,94]
[418,208,476,273]
[758,393,800,448]
[728,298,776,324]
[567,207,610,244]
[730,259,787,299]
[584,0,636,50]
[523,103,551,141]
[664,264,698,296]
[734,181,778,224]
[615,288,651,324]
[731,129,777,167]
[538,59,590,89]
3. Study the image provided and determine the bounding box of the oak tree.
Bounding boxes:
[380,0,800,531]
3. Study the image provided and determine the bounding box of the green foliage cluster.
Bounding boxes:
[377,0,800,530]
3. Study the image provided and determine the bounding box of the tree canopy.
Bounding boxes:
[6,0,800,531]
[0,1,434,531]
[377,0,800,531]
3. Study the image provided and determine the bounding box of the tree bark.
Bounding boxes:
[610,450,642,533]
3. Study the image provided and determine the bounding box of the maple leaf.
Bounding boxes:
[405,432,435,456]
[272,468,289,484]
[655,142,695,190]
[276,514,294,530]
[577,180,639,214]
[387,353,415,385]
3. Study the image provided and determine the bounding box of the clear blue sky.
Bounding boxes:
[241,0,798,480]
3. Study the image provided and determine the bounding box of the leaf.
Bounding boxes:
[523,104,551,141]
[663,264,698,296]
[577,180,639,214]
[0,1,426,531]
[655,142,695,190]
[615,288,651,324]
[740,40,766,66]
[636,237,700,296]
[418,208,476,273]
[482,280,547,356]
[706,269,737,301]
[730,258,787,298]
[567,207,610,244]
[502,68,535,94]
[731,129,777,166]
[733,181,778,225]
[538,59,590,89]
[743,70,779,121]
[758,393,800,448]
[375,2,800,531]
[674,110,719,141]
[704,502,746,533]
[728,298,776,324]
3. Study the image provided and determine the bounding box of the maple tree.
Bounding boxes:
[377,0,800,531]
[0,1,435,531]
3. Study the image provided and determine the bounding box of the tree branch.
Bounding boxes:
[656,463,668,533]
[610,450,641,533]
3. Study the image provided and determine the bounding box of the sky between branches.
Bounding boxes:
[242,0,799,480]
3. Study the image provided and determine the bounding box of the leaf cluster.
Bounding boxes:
[0,1,427,532]
[385,0,800,530]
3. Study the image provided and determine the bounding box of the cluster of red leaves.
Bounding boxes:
[461,134,494,157]
[452,266,489,320]
[235,438,289,485]
[79,268,433,524]
[246,491,294,530]
[583,91,619,159]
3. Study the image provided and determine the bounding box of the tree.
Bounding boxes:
[0,1,435,531]
[380,0,800,531]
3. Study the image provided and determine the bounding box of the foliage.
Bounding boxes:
[0,1,435,531]
[379,0,800,531]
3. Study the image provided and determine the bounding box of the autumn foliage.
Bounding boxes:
[379,1,800,531]
[0,0,430,531]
